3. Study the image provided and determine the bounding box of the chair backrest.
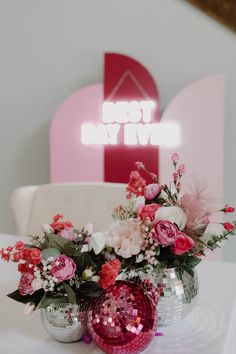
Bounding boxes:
[11,182,126,236]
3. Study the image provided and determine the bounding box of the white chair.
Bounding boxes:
[11,182,126,236]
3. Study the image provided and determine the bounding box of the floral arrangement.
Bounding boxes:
[98,153,236,279]
[1,154,235,315]
[1,154,236,352]
[0,214,121,314]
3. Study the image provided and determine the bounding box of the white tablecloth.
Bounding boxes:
[0,234,236,354]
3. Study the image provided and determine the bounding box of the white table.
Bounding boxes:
[0,234,236,354]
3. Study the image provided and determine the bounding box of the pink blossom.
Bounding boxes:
[144,183,161,200]
[50,255,76,282]
[59,228,77,241]
[153,220,178,246]
[176,182,181,190]
[18,272,35,296]
[171,232,195,255]
[202,216,210,225]
[171,153,179,165]
[138,204,160,221]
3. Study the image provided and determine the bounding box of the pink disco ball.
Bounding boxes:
[87,281,158,354]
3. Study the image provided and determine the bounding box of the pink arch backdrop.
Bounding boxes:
[50,72,224,260]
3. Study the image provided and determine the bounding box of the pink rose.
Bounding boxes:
[50,255,76,282]
[59,228,77,241]
[153,220,178,246]
[18,272,35,296]
[144,184,161,200]
[171,232,195,255]
[138,204,160,221]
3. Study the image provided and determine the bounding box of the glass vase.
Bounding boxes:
[40,300,88,343]
[156,267,198,326]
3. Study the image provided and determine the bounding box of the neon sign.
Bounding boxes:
[81,100,180,146]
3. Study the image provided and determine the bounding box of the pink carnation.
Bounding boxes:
[153,220,178,246]
[171,232,195,255]
[50,255,76,282]
[18,272,35,296]
[138,203,160,221]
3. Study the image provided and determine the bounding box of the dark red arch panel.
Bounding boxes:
[104,53,160,183]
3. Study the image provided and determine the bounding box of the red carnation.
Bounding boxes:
[99,259,121,290]
[50,214,74,233]
[126,171,146,199]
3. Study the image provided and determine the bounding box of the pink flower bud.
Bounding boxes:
[171,153,179,165]
[177,164,185,176]
[223,222,234,232]
[173,172,178,183]
[222,205,235,214]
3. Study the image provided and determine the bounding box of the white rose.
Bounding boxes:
[155,206,187,230]
[89,232,106,255]
[42,223,54,234]
[105,219,142,259]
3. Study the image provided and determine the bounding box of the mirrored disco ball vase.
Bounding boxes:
[40,300,88,343]
[156,268,199,326]
[87,281,158,354]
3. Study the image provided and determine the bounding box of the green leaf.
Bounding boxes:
[182,265,194,277]
[75,253,92,275]
[47,234,75,255]
[37,294,68,309]
[78,281,103,298]
[186,256,201,269]
[42,247,61,260]
[62,282,76,304]
[7,289,44,305]
[41,235,50,249]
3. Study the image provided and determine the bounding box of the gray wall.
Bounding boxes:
[0,0,236,261]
